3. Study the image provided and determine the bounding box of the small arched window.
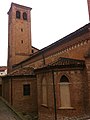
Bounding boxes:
[23,12,27,20]
[60,75,69,82]
[60,75,71,108]
[16,11,21,19]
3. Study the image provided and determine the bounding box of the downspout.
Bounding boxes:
[52,70,57,120]
[11,78,13,105]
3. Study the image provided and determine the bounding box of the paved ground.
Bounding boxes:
[0,98,23,120]
[0,97,90,120]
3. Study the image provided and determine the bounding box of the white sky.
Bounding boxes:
[0,0,89,66]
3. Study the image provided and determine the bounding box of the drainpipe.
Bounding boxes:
[52,70,57,120]
[11,78,13,105]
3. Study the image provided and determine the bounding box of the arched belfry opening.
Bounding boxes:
[23,12,27,20]
[16,11,21,19]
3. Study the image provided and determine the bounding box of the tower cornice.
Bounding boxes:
[8,2,32,15]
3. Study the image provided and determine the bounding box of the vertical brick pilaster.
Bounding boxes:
[87,0,90,21]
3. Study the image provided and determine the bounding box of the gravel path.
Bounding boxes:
[0,98,23,120]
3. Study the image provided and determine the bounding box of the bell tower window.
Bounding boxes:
[16,11,21,19]
[23,12,27,20]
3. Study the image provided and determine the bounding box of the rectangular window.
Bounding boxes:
[23,84,30,96]
[60,83,71,107]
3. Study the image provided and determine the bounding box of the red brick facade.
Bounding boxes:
[2,75,38,114]
[2,2,90,120]
[35,58,88,119]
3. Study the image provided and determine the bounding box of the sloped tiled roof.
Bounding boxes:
[9,67,35,76]
[35,57,85,72]
[0,66,7,72]
[49,57,85,66]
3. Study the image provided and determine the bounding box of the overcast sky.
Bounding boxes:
[0,0,89,66]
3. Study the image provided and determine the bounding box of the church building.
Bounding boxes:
[1,1,90,120]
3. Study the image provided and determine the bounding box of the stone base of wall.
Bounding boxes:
[38,113,90,120]
[60,115,90,120]
[22,112,38,120]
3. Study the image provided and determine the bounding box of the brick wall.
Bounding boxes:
[85,57,90,113]
[2,76,38,114]
[2,78,11,103]
[36,68,87,120]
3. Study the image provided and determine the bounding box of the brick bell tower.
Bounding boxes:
[7,3,32,72]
